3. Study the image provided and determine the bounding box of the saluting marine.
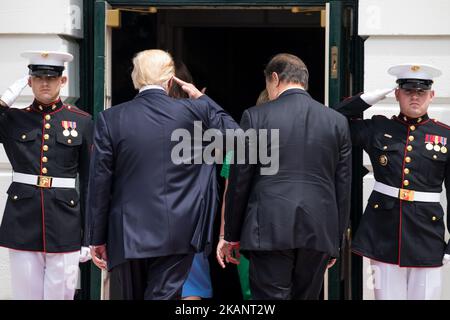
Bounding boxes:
[335,63,450,300]
[0,51,92,300]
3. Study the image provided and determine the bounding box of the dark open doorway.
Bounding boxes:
[179,26,325,121]
[112,9,325,122]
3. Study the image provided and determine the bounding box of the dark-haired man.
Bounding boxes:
[222,53,352,300]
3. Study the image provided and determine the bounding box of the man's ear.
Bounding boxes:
[60,76,68,87]
[429,90,435,102]
[167,77,174,90]
[271,72,280,87]
[28,77,32,87]
[394,88,400,101]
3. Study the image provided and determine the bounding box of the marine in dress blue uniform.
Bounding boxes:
[335,63,449,299]
[0,51,93,299]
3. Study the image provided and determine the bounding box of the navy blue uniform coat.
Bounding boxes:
[0,99,92,253]
[335,94,450,267]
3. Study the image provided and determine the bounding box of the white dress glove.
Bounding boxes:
[360,86,397,106]
[0,76,29,107]
[79,246,92,263]
[442,254,450,265]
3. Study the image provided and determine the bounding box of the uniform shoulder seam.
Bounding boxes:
[64,105,91,117]
[17,105,32,112]
[434,120,450,130]
[372,115,388,120]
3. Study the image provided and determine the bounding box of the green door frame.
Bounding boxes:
[327,0,344,301]
[86,0,363,300]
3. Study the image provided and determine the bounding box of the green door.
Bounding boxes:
[326,0,345,301]
[88,0,113,300]
[326,0,364,300]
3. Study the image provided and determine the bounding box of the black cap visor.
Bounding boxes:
[397,79,433,90]
[28,64,64,77]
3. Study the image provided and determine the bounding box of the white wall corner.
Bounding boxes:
[0,0,83,39]
[359,0,450,36]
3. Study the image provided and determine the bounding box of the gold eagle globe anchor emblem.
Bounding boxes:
[379,155,388,166]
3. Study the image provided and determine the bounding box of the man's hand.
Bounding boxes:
[79,246,92,263]
[360,86,397,106]
[172,76,204,99]
[442,254,450,265]
[90,244,108,270]
[327,258,337,269]
[216,237,228,268]
[0,76,29,107]
[218,240,241,267]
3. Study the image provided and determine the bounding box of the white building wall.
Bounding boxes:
[359,0,450,300]
[0,0,83,299]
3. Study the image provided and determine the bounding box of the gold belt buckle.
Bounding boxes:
[399,188,414,201]
[37,176,52,188]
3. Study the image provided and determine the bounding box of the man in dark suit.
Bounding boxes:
[88,49,238,300]
[221,53,352,300]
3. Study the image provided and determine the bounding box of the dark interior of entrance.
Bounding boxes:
[111,8,325,300]
[112,9,325,121]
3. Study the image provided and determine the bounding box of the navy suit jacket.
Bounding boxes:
[88,89,239,269]
[225,89,352,258]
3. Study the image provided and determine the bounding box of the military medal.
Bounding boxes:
[434,144,441,152]
[425,134,434,150]
[70,121,78,137]
[62,121,70,136]
[440,136,448,154]
[379,155,388,166]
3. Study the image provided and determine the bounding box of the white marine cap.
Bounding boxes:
[21,50,73,76]
[388,63,442,90]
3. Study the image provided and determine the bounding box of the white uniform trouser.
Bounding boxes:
[370,260,442,300]
[9,250,80,300]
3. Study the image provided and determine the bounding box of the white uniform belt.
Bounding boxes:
[12,172,76,189]
[373,181,440,202]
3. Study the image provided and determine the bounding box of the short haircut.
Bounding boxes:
[264,53,309,90]
[131,49,175,90]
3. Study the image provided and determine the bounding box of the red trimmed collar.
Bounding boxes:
[31,98,64,113]
[393,113,430,126]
